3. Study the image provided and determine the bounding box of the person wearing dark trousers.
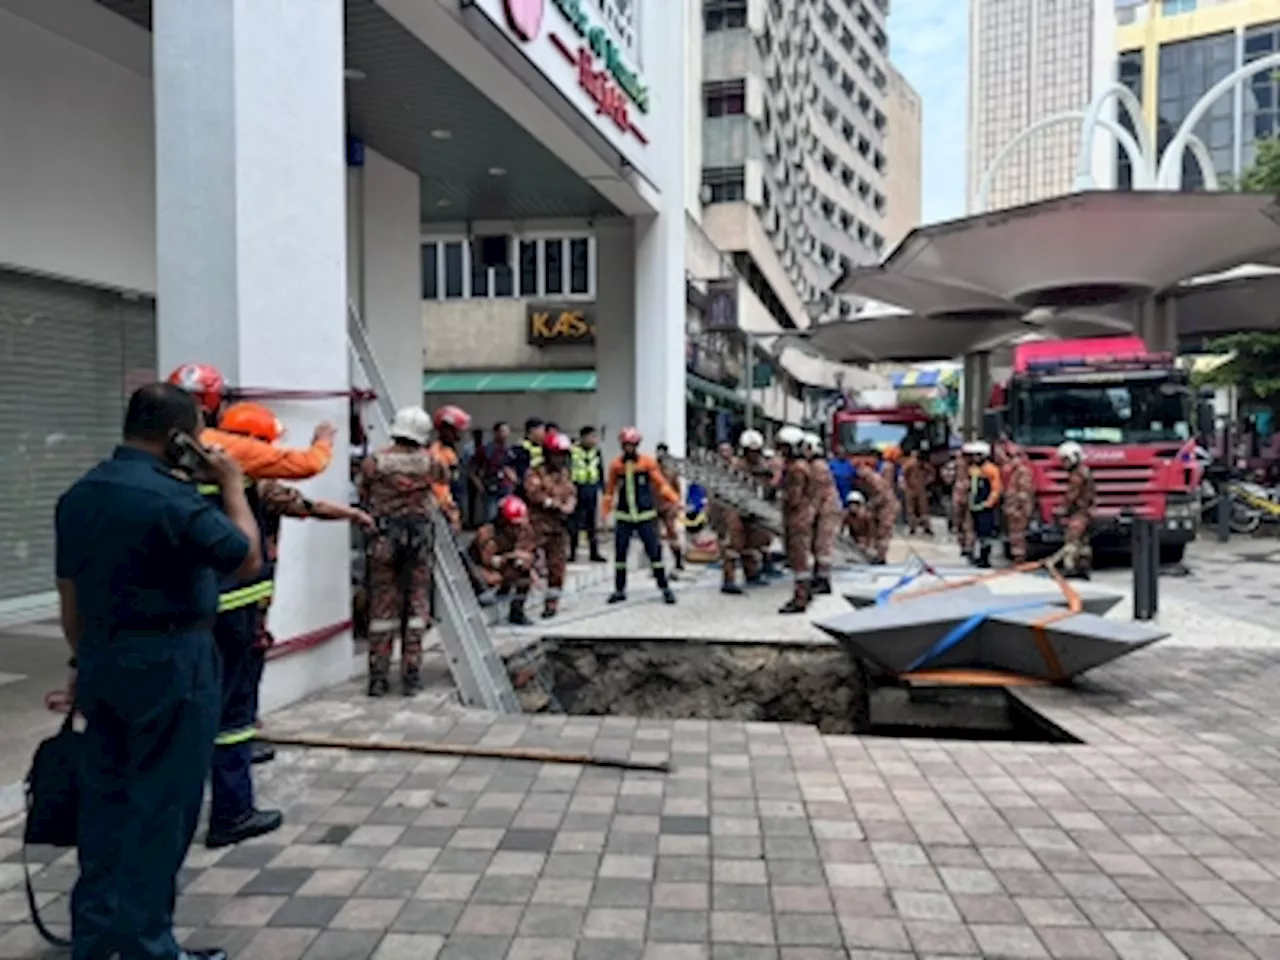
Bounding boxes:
[55,383,262,960]
[569,425,605,562]
[602,426,679,605]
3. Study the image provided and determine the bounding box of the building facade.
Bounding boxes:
[967,0,1115,212]
[1114,0,1280,189]
[0,0,690,713]
[883,64,923,247]
[700,0,891,303]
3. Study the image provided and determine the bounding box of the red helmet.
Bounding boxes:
[219,402,283,443]
[619,426,642,446]
[433,405,471,432]
[546,432,573,454]
[498,496,529,524]
[167,363,226,415]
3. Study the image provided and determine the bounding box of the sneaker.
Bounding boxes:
[249,741,276,766]
[607,591,626,604]
[721,584,744,595]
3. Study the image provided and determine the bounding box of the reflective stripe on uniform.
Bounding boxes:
[405,617,428,630]
[616,462,657,522]
[571,445,601,485]
[197,477,256,496]
[214,726,257,747]
[218,580,275,612]
[369,618,400,632]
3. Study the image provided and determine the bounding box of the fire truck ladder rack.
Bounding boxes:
[347,303,521,715]
[681,451,871,564]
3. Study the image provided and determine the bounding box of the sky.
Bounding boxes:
[887,0,969,224]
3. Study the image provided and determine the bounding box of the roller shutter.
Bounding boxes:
[0,268,156,604]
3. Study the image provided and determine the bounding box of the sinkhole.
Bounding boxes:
[507,639,1081,744]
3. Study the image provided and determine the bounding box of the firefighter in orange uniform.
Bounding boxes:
[843,491,874,553]
[901,448,932,536]
[998,439,1035,563]
[523,431,577,618]
[655,443,686,574]
[167,363,337,848]
[803,433,842,595]
[964,440,1003,568]
[1056,441,1096,579]
[603,427,679,605]
[468,495,538,625]
[429,405,470,530]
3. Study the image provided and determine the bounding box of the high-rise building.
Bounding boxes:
[967,0,1114,212]
[884,64,922,245]
[1114,0,1280,190]
[699,0,892,321]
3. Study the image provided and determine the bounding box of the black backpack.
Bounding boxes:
[22,712,82,947]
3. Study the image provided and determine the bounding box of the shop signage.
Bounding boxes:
[497,0,649,146]
[528,304,596,346]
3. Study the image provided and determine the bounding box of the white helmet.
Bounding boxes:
[763,448,776,459]
[846,490,866,506]
[1057,440,1084,465]
[776,425,805,448]
[802,432,824,455]
[739,428,765,451]
[962,440,991,458]
[389,406,433,446]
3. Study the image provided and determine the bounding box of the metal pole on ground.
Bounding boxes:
[743,332,754,435]
[1132,518,1159,621]
[1217,485,1231,543]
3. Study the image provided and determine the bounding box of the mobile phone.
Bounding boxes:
[166,430,214,477]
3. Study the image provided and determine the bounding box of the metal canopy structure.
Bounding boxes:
[810,191,1280,363]
[97,0,623,223]
[865,191,1280,310]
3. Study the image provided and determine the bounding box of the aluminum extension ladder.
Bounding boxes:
[347,304,521,714]
[680,451,871,564]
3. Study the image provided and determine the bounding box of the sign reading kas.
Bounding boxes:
[528,305,596,346]
[498,0,650,146]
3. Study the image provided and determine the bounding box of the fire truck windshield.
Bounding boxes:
[837,419,925,453]
[1010,381,1192,447]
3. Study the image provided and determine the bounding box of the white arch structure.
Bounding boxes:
[974,112,1146,213]
[1075,83,1155,188]
[1157,51,1280,188]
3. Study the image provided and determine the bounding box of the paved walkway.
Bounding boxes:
[3,536,1280,959]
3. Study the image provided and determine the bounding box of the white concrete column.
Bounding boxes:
[154,0,352,710]
[1137,296,1178,354]
[594,222,637,462]
[353,147,424,411]
[632,0,688,458]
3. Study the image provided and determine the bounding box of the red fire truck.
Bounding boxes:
[830,403,951,459]
[986,336,1201,563]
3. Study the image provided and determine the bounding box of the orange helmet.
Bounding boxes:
[882,445,901,462]
[167,363,226,415]
[219,402,283,443]
[498,495,529,524]
[619,426,642,446]
[433,405,472,432]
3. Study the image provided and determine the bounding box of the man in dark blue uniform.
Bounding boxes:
[55,383,262,960]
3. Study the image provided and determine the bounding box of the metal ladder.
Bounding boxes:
[347,304,521,714]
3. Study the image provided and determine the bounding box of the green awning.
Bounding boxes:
[423,370,597,393]
[686,373,764,414]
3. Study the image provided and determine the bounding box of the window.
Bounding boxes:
[1245,21,1280,171]
[1158,30,1237,189]
[704,0,746,32]
[421,235,595,300]
[1161,0,1197,15]
[703,166,747,202]
[569,238,590,295]
[544,239,564,295]
[443,242,464,299]
[704,80,746,117]
[421,243,438,299]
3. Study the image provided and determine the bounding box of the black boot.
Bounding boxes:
[722,582,744,595]
[608,567,627,604]
[368,675,390,698]
[811,576,832,595]
[674,548,685,571]
[655,568,676,604]
[977,545,992,569]
[250,740,276,765]
[205,808,284,849]
[508,599,533,626]
[402,671,422,697]
[779,583,811,615]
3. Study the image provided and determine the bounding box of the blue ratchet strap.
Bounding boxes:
[904,599,1053,673]
[874,570,920,605]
